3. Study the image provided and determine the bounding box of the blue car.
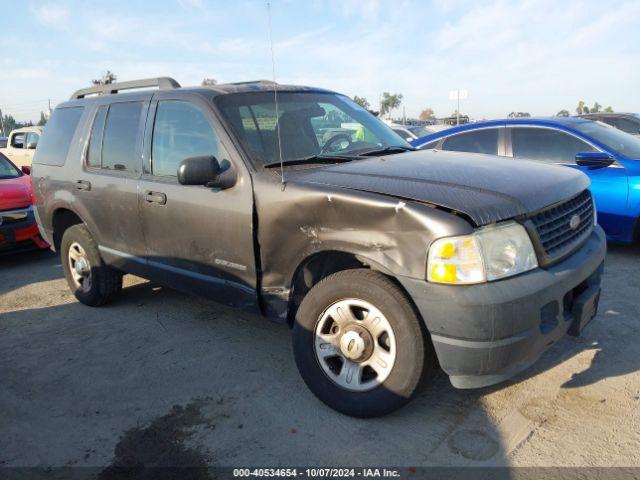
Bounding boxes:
[411,117,640,244]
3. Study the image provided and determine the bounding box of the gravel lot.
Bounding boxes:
[1,244,639,471]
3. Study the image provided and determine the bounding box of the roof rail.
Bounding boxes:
[225,80,278,86]
[70,77,181,100]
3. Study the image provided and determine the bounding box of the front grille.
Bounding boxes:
[529,190,594,259]
[0,206,32,226]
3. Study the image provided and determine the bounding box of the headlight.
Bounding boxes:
[427,222,538,284]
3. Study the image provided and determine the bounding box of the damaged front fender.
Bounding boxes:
[253,178,473,320]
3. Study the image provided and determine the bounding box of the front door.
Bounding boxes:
[6,132,25,166]
[138,93,257,309]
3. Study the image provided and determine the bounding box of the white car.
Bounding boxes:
[0,126,43,168]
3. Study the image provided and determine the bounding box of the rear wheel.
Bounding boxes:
[292,269,433,417]
[61,224,122,306]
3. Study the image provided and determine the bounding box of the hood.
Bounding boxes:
[0,175,32,211]
[286,150,590,226]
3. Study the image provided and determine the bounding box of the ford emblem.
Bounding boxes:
[569,214,580,230]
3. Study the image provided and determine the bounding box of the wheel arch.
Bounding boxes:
[285,248,422,328]
[51,208,85,251]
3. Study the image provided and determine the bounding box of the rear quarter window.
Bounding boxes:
[33,107,84,166]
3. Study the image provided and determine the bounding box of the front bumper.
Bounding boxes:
[0,206,49,254]
[398,226,607,389]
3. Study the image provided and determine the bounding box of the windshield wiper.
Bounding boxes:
[263,154,357,168]
[355,145,417,156]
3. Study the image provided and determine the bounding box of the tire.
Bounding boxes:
[60,224,122,307]
[292,269,434,417]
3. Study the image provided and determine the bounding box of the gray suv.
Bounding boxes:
[32,77,606,417]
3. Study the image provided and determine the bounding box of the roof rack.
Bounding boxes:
[70,77,181,100]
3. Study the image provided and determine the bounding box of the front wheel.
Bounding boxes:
[292,269,433,417]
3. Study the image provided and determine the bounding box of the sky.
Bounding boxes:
[1,0,639,122]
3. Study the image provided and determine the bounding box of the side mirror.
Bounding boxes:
[26,142,37,149]
[177,155,236,189]
[21,165,31,175]
[575,152,614,168]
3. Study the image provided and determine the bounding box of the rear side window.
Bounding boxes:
[101,102,143,173]
[26,132,39,148]
[609,117,640,135]
[442,129,498,155]
[511,128,596,164]
[33,107,84,166]
[151,101,222,177]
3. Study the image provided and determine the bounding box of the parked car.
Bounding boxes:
[33,78,605,417]
[0,126,43,168]
[388,123,434,142]
[0,152,49,254]
[578,112,640,136]
[412,117,640,244]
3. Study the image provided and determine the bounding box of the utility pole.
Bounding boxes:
[449,89,468,126]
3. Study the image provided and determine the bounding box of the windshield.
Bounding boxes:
[215,91,411,167]
[574,121,640,159]
[0,153,20,179]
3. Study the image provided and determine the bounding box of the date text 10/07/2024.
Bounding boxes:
[232,468,402,478]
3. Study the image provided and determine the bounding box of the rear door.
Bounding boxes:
[507,126,629,236]
[75,96,149,270]
[137,92,257,308]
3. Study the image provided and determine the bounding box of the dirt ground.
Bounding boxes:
[1,244,639,471]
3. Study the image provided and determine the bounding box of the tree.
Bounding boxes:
[353,95,370,110]
[576,100,589,115]
[419,108,435,121]
[508,112,531,118]
[556,109,570,117]
[604,106,614,113]
[37,111,48,126]
[91,70,117,85]
[202,78,218,86]
[379,92,403,118]
[1,114,33,134]
[591,102,602,114]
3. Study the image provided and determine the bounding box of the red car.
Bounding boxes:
[0,152,49,254]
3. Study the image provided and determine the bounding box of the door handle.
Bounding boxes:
[76,180,91,191]
[144,191,167,205]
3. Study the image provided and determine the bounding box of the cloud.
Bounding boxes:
[275,24,335,50]
[29,4,69,27]
[177,0,205,9]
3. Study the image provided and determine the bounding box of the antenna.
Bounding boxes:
[267,2,285,186]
